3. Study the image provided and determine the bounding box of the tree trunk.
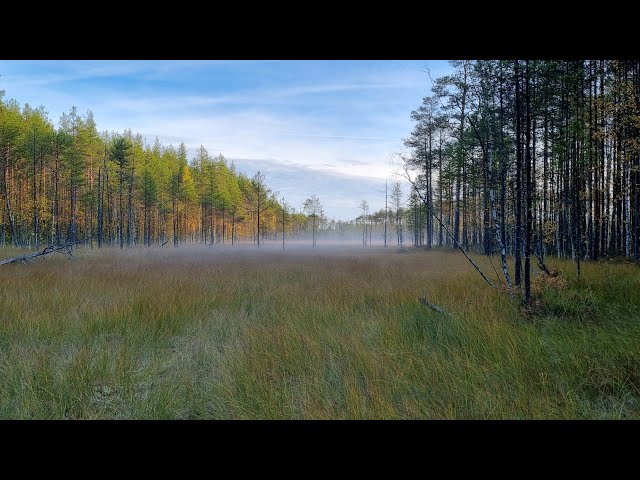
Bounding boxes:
[2,157,18,247]
[514,60,523,287]
[32,131,39,250]
[524,60,532,304]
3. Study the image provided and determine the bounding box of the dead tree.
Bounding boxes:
[401,162,497,289]
[418,293,449,316]
[0,244,74,266]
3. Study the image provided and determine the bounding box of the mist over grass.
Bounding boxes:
[0,246,638,419]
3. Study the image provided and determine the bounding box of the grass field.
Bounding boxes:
[0,244,639,419]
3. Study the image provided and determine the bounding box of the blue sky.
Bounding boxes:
[0,60,451,220]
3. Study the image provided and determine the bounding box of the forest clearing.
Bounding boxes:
[1,245,638,419]
[2,59,640,421]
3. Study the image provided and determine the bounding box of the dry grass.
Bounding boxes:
[0,244,639,419]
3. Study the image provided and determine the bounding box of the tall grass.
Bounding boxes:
[0,245,638,419]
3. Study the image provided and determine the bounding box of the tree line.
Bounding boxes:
[0,87,415,252]
[0,93,328,249]
[397,60,640,302]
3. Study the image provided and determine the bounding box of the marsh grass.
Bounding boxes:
[0,245,638,419]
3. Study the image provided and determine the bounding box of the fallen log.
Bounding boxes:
[534,252,552,276]
[0,244,73,266]
[418,294,448,316]
[400,162,496,289]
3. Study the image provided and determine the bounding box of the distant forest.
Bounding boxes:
[2,60,640,272]
[0,97,334,248]
[0,87,405,249]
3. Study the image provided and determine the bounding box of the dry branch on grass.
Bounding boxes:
[418,293,449,316]
[0,244,74,266]
[534,252,552,276]
[399,162,497,289]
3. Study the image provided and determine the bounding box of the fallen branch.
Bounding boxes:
[399,161,496,289]
[418,293,448,316]
[534,252,551,276]
[161,240,169,247]
[0,244,74,266]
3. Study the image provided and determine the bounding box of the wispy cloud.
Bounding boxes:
[280,133,395,141]
[0,60,277,88]
[102,77,427,113]
[0,61,146,87]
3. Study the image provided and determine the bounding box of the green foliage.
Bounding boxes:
[110,135,132,170]
[1,93,292,248]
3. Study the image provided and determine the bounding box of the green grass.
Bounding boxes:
[0,245,638,419]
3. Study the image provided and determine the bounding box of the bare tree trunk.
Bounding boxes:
[32,131,39,250]
[1,243,74,266]
[489,144,512,287]
[2,157,18,247]
[97,167,102,248]
[384,181,388,247]
[439,131,444,246]
[127,162,134,247]
[453,65,468,247]
[403,166,496,288]
[524,60,532,304]
[119,165,124,250]
[257,193,261,247]
[514,60,523,287]
[173,197,178,248]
